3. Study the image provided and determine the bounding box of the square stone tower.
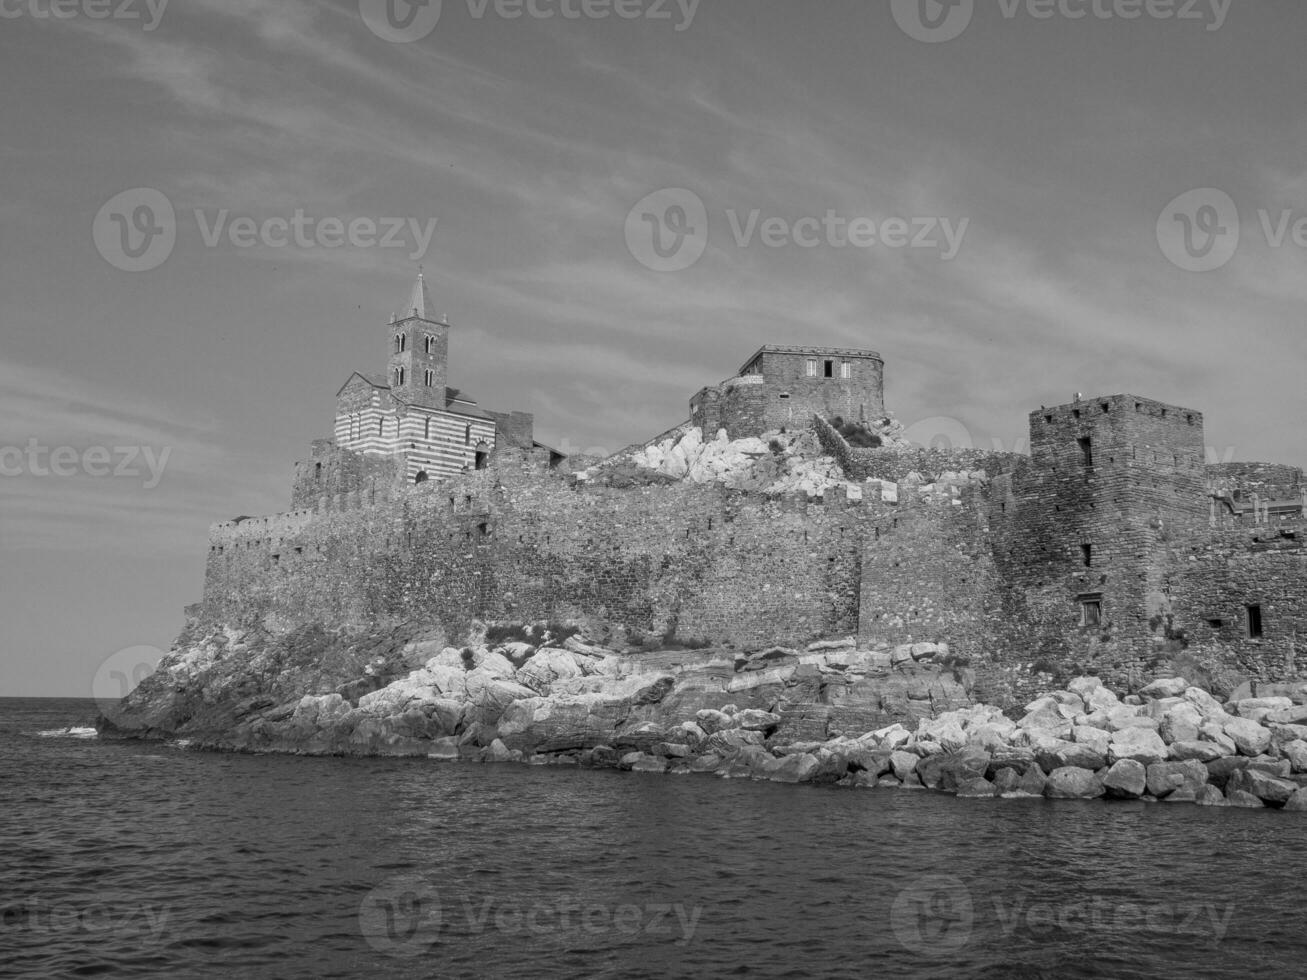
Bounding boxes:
[386,273,449,410]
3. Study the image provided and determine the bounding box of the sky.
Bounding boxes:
[3,0,1307,697]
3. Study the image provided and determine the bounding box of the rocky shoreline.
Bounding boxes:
[99,625,1307,811]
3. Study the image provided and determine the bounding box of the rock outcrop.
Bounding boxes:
[98,623,1307,812]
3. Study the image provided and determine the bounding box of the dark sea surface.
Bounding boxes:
[3,696,1305,979]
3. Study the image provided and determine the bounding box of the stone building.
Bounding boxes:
[690,345,886,439]
[290,274,554,506]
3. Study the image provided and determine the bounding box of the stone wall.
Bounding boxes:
[690,376,767,439]
[1166,521,1307,682]
[812,414,1021,482]
[206,449,892,649]
[290,440,405,511]
[1207,462,1305,504]
[204,389,1307,705]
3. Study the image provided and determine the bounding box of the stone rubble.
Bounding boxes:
[578,425,989,504]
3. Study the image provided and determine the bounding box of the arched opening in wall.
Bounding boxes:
[475,451,488,470]
[314,462,322,481]
[415,471,429,485]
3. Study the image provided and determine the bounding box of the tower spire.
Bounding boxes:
[407,269,435,322]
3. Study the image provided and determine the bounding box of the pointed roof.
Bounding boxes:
[395,271,446,324]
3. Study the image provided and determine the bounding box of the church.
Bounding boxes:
[329,273,547,485]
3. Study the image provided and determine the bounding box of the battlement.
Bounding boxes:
[1030,394,1205,469]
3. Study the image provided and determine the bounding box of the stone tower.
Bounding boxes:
[1001,394,1207,669]
[387,273,449,410]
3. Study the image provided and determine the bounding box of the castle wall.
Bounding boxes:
[290,441,404,511]
[1165,522,1307,682]
[857,495,1002,657]
[205,451,889,649]
[812,414,1021,482]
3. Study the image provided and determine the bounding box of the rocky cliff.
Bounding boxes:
[99,618,1307,810]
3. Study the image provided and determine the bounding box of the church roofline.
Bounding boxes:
[336,371,390,398]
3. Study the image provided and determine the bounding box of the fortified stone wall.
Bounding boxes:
[690,377,767,439]
[290,440,405,510]
[203,384,1307,702]
[812,414,1021,483]
[205,449,896,649]
[1165,520,1307,682]
[1207,462,1305,503]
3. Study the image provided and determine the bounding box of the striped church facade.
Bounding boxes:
[319,272,537,489]
[333,392,497,484]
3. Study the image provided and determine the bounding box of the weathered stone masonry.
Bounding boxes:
[197,281,1307,702]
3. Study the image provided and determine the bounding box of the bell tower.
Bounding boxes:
[387,272,449,410]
